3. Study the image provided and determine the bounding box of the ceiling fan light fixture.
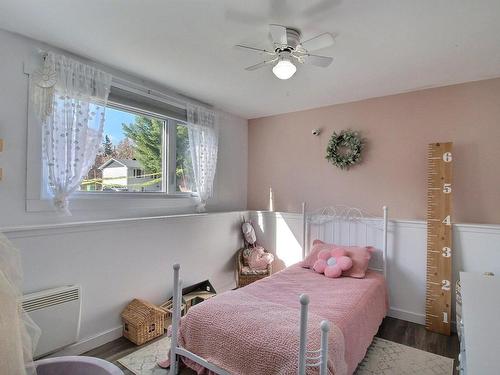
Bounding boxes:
[238,25,334,79]
[272,57,296,80]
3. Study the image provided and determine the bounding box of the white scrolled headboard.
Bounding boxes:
[302,203,389,279]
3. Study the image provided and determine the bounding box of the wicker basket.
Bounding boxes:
[121,299,166,345]
[236,248,272,288]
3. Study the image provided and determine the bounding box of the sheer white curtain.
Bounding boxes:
[187,104,218,212]
[0,233,40,375]
[30,51,112,214]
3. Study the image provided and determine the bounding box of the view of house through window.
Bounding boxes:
[80,105,195,194]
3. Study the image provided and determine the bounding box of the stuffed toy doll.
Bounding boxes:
[247,245,274,270]
[241,221,274,270]
[242,221,257,246]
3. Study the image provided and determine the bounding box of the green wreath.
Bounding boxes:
[325,130,364,170]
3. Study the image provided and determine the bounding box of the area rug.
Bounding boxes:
[118,336,454,375]
[355,337,454,375]
[118,336,171,375]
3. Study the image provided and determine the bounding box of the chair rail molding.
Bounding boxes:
[1,211,247,239]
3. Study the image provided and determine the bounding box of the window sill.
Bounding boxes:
[26,193,199,213]
[72,191,196,199]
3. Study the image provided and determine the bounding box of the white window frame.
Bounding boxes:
[103,100,194,196]
[25,64,199,213]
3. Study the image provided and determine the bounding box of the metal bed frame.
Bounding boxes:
[169,205,389,375]
[302,204,388,279]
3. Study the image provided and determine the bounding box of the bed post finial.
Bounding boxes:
[320,320,329,332]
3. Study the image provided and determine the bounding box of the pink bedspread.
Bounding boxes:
[178,265,388,375]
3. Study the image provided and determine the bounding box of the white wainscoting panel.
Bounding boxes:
[5,209,500,356]
[5,211,245,356]
[249,211,500,326]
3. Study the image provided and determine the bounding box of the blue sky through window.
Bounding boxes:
[103,107,136,143]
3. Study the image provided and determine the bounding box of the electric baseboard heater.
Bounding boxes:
[22,285,82,358]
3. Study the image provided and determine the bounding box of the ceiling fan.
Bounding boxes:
[236,24,335,80]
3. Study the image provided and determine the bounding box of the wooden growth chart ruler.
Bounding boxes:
[426,142,453,335]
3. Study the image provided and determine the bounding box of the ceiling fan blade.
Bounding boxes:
[304,54,333,68]
[245,58,278,71]
[269,24,288,47]
[300,32,335,52]
[235,44,275,55]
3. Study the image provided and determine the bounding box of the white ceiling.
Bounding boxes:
[1,0,500,119]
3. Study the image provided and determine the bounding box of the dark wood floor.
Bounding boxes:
[376,317,459,374]
[84,317,459,374]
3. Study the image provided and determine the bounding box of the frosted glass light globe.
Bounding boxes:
[272,59,297,80]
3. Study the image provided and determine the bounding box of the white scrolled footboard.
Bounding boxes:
[298,294,330,375]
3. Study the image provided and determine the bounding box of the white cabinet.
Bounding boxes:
[459,272,500,375]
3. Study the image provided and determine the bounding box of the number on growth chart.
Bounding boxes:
[442,152,452,162]
[443,312,449,323]
[443,183,452,194]
[441,280,451,291]
[442,247,451,257]
[442,215,451,225]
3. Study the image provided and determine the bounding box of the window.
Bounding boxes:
[25,67,204,212]
[78,88,196,195]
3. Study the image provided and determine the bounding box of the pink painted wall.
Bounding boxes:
[248,78,500,224]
